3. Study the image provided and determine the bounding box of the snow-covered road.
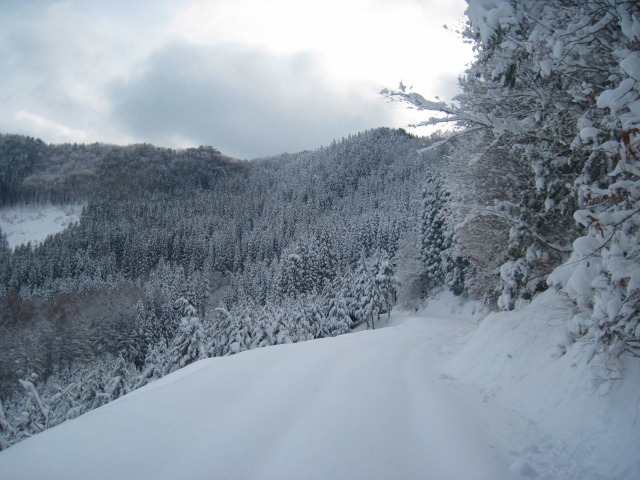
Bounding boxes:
[0,301,636,479]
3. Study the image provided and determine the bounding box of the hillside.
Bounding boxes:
[0,134,243,205]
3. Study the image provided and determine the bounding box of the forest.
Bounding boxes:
[1,0,639,453]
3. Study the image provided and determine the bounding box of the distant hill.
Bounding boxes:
[0,134,244,206]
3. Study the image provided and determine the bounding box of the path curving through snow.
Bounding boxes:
[0,306,624,479]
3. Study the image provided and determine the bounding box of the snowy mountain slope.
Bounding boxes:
[3,295,637,480]
[0,203,83,249]
[444,290,640,480]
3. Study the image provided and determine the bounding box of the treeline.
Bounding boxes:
[0,134,243,206]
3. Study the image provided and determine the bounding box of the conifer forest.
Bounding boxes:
[0,0,638,462]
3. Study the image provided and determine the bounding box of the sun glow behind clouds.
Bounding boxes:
[174,0,471,94]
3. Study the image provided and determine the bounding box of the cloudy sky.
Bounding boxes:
[0,0,472,159]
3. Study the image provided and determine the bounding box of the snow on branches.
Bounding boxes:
[388,0,640,358]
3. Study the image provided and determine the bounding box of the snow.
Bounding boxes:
[466,0,516,44]
[579,127,602,142]
[0,204,83,250]
[1,291,638,480]
[445,290,640,479]
[618,4,640,41]
[539,59,552,77]
[552,40,564,60]
[621,52,640,82]
[596,78,636,113]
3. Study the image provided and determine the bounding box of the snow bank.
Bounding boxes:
[421,288,490,323]
[445,289,640,480]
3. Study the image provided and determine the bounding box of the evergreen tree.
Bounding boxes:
[0,399,16,450]
[371,251,399,317]
[304,300,325,339]
[324,285,352,336]
[105,354,133,401]
[167,298,207,372]
[207,307,234,357]
[289,302,314,342]
[353,258,382,329]
[272,306,293,345]
[420,173,468,296]
[83,360,112,411]
[420,174,450,287]
[0,231,10,291]
[16,376,49,437]
[134,340,170,389]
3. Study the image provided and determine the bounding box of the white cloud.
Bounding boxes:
[13,110,89,143]
[109,43,400,158]
[173,0,472,95]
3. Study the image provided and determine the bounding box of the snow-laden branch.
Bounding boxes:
[451,202,573,254]
[416,127,486,154]
[380,88,491,129]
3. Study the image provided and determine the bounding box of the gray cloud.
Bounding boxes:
[108,42,397,159]
[0,0,177,144]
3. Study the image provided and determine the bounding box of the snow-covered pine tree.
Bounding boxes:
[134,340,170,389]
[84,359,112,411]
[130,299,158,367]
[167,297,207,372]
[0,232,10,291]
[421,173,451,290]
[53,371,85,421]
[277,251,306,298]
[0,398,16,450]
[272,306,293,345]
[353,257,382,329]
[287,301,314,342]
[147,260,186,343]
[206,307,234,357]
[254,303,278,347]
[220,303,253,355]
[16,376,49,437]
[37,376,77,428]
[324,285,352,336]
[371,251,399,317]
[105,353,133,401]
[249,309,268,350]
[313,230,339,290]
[304,300,325,339]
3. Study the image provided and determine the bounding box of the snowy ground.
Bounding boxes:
[0,203,83,249]
[0,291,638,480]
